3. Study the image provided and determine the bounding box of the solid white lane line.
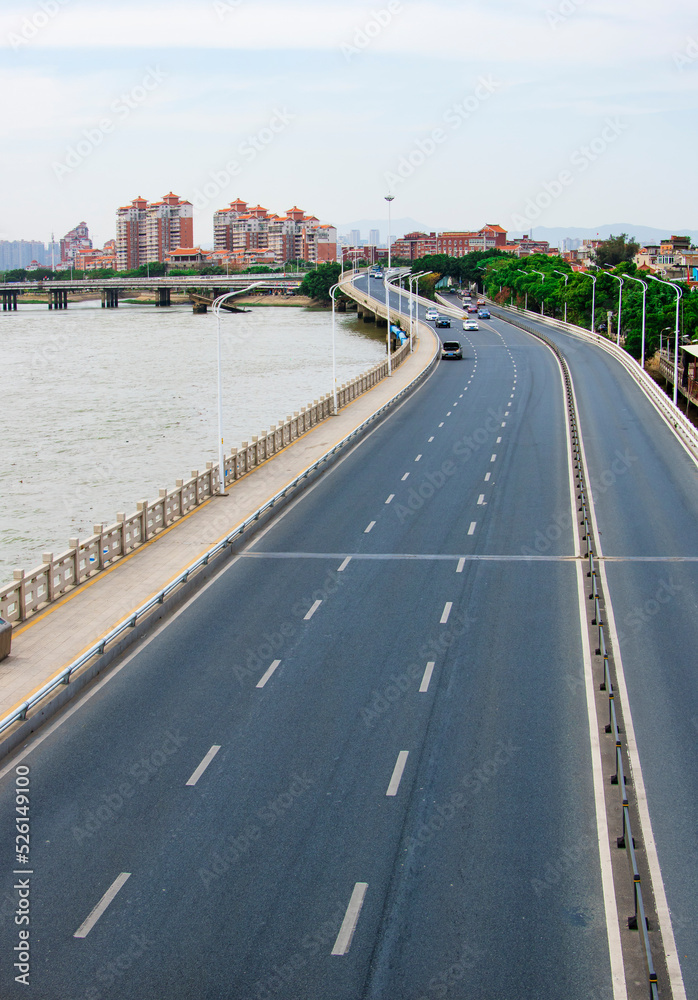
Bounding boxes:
[338,557,351,572]
[490,454,496,462]
[496,436,502,444]
[456,557,465,573]
[304,600,322,620]
[257,660,281,688]
[420,661,435,691]
[332,883,368,956]
[385,495,394,504]
[401,473,410,481]
[440,602,453,624]
[186,745,221,786]
[415,454,422,462]
[365,521,376,533]
[477,494,485,505]
[468,521,476,535]
[484,473,491,482]
[386,751,409,796]
[74,873,131,939]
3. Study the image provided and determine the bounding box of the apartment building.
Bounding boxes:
[213,199,337,265]
[116,192,193,271]
[60,222,92,264]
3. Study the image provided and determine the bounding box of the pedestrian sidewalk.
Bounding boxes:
[0,324,437,724]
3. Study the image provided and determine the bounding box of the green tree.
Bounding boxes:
[594,233,639,267]
[298,262,342,302]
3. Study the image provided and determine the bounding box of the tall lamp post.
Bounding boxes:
[384,269,395,376]
[553,269,569,323]
[647,274,683,405]
[602,267,624,345]
[385,194,394,270]
[329,282,341,414]
[212,284,263,494]
[577,270,597,333]
[531,269,546,314]
[408,270,429,353]
[625,274,648,370]
[516,269,529,312]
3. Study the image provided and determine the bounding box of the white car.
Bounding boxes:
[463,319,479,331]
[425,308,439,321]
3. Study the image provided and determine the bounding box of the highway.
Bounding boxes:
[0,277,693,999]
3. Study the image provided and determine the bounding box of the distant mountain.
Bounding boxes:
[516,224,698,248]
[337,217,431,245]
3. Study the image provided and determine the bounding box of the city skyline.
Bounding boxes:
[1,0,697,246]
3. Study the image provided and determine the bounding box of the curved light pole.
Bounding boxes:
[603,267,624,345]
[516,268,529,311]
[624,274,648,369]
[647,274,683,405]
[212,283,263,494]
[553,269,569,323]
[329,281,341,414]
[577,270,597,333]
[385,194,395,270]
[530,269,546,315]
[408,270,429,352]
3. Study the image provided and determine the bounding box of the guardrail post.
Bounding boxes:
[93,525,105,570]
[69,538,80,585]
[191,471,199,505]
[43,553,54,603]
[137,502,149,541]
[13,570,26,622]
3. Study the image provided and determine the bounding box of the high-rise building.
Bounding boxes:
[369,229,380,246]
[350,229,361,247]
[60,222,92,264]
[213,199,337,265]
[116,192,193,271]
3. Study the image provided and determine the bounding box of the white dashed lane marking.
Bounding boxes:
[257,660,281,688]
[365,521,376,533]
[332,883,368,956]
[386,751,409,796]
[468,522,477,535]
[420,662,435,691]
[440,602,453,624]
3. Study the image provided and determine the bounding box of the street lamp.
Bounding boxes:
[329,282,341,414]
[530,269,546,315]
[384,269,395,375]
[408,270,429,353]
[516,269,529,311]
[577,270,597,333]
[624,274,648,370]
[553,269,569,323]
[602,267,624,346]
[385,194,395,270]
[212,283,263,494]
[647,274,683,406]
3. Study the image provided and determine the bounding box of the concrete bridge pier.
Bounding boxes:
[103,289,120,308]
[363,310,376,323]
[49,290,68,310]
[2,290,18,311]
[156,288,171,307]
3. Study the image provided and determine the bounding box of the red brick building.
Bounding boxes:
[116,192,193,271]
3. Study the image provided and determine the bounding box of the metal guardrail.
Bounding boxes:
[0,327,439,740]
[520,318,661,1000]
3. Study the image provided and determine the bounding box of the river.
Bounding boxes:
[0,299,386,581]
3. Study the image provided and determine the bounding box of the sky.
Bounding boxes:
[1,0,697,247]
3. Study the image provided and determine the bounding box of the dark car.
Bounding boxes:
[478,308,490,319]
[467,305,478,313]
[435,316,451,328]
[441,340,463,360]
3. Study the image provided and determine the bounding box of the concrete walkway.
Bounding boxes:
[0,320,437,722]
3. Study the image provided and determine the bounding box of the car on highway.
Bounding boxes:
[478,308,490,319]
[463,319,479,331]
[425,307,439,321]
[477,298,486,306]
[435,316,451,328]
[370,269,383,279]
[467,305,478,313]
[441,340,463,360]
